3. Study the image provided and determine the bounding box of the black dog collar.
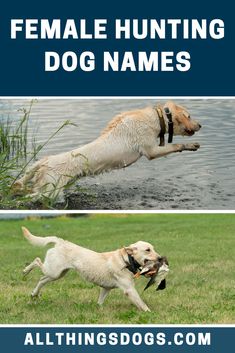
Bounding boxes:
[164,107,174,143]
[125,254,141,275]
[155,106,174,145]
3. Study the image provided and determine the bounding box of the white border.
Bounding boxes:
[0,210,235,214]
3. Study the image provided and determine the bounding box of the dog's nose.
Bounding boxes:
[198,123,202,129]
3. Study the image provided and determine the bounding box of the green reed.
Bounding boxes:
[0,100,77,209]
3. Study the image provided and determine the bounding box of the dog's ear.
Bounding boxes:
[124,246,137,255]
[124,247,133,255]
[164,101,175,111]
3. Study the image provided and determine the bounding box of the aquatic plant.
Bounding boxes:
[0,100,77,209]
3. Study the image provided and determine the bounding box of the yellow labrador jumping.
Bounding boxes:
[14,101,201,197]
[22,227,160,312]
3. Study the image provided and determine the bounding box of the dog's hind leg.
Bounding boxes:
[30,269,70,297]
[31,269,70,297]
[24,253,71,297]
[98,288,111,305]
[31,275,54,297]
[23,257,43,276]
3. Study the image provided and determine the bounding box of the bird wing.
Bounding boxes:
[156,279,166,291]
[143,276,156,291]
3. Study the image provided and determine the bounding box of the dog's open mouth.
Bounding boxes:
[184,129,195,136]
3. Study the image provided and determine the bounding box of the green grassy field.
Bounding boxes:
[0,214,234,324]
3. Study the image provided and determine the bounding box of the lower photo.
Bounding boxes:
[0,212,234,324]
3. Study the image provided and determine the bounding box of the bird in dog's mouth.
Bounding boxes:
[134,256,169,291]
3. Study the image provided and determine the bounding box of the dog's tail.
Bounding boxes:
[22,227,60,247]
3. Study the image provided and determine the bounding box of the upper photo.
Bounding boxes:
[0,98,234,210]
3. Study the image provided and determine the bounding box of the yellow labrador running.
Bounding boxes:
[14,101,201,198]
[22,227,160,312]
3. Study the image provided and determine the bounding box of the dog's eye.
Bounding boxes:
[145,248,151,252]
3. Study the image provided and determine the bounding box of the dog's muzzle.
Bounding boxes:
[184,121,201,136]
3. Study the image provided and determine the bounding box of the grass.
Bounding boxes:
[0,213,234,324]
[0,101,34,197]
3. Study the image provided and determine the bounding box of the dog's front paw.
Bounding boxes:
[184,143,200,151]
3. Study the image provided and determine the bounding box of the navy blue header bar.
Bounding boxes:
[0,0,234,96]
